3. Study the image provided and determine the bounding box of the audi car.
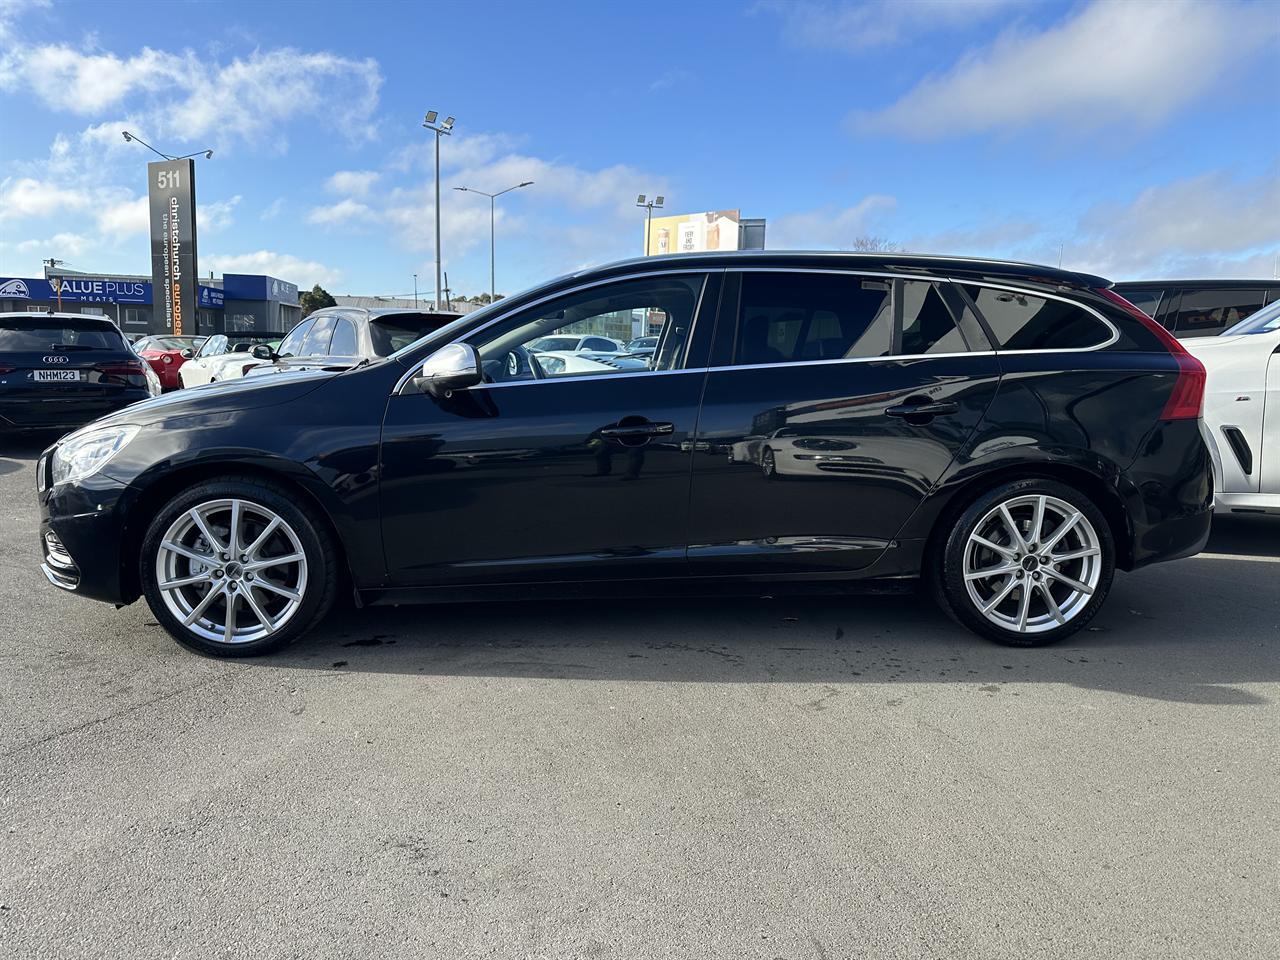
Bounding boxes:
[2,312,159,434]
[36,252,1212,657]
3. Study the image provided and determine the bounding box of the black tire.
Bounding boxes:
[140,477,338,657]
[761,446,778,480]
[933,478,1116,647]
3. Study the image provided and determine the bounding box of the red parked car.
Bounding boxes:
[133,335,206,391]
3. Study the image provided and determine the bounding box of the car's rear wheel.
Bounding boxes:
[935,479,1115,646]
[140,478,337,657]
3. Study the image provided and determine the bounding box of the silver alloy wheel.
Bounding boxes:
[962,493,1102,635]
[155,498,308,644]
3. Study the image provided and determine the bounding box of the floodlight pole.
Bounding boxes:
[423,112,455,311]
[637,195,664,255]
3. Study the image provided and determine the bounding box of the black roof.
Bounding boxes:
[1114,278,1280,289]
[562,250,1112,290]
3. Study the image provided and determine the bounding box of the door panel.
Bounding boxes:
[688,355,1001,575]
[379,373,703,584]
[1263,344,1280,494]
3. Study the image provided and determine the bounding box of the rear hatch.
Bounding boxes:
[0,315,151,427]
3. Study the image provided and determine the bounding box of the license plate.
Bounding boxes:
[33,370,82,382]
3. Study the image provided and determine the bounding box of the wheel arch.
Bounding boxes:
[118,458,353,605]
[919,461,1134,576]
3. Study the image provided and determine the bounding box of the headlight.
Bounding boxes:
[51,425,140,486]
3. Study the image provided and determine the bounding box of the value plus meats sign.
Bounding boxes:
[147,158,199,336]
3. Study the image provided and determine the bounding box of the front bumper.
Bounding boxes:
[37,454,135,605]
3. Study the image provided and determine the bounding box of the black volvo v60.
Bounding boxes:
[36,253,1212,656]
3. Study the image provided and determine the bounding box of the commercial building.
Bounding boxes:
[0,267,301,337]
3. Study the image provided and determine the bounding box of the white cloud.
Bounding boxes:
[0,177,90,220]
[94,196,147,237]
[260,197,286,221]
[0,0,50,42]
[325,170,380,197]
[767,195,898,249]
[14,231,91,257]
[203,250,341,288]
[200,195,242,232]
[761,0,1021,51]
[306,198,374,226]
[0,45,382,147]
[857,0,1280,139]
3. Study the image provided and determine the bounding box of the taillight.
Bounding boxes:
[1095,287,1205,421]
[94,360,148,387]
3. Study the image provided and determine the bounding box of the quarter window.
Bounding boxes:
[899,280,970,355]
[962,286,1112,350]
[472,274,705,383]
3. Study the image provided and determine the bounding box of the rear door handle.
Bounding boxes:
[886,401,958,419]
[600,421,675,438]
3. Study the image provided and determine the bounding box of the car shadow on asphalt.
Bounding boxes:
[265,519,1280,707]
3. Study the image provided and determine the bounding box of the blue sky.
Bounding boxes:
[1,0,1277,298]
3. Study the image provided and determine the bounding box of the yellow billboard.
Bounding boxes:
[644,210,741,256]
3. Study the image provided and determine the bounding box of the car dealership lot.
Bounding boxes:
[1,438,1277,959]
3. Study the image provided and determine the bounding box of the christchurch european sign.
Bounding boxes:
[147,158,199,335]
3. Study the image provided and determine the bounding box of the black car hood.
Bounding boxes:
[74,368,339,433]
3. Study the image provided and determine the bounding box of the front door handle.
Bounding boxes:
[886,399,959,422]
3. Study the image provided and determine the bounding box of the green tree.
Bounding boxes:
[300,284,337,317]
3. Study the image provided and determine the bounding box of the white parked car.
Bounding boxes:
[1184,301,1280,516]
[178,334,281,388]
[527,350,649,377]
[526,334,625,354]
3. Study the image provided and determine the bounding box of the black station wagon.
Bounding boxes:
[37,252,1212,656]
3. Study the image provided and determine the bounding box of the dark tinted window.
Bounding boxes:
[584,337,617,351]
[900,281,970,354]
[369,315,457,355]
[1115,287,1163,317]
[734,272,892,365]
[329,318,358,356]
[963,286,1112,350]
[0,318,124,352]
[1170,288,1266,336]
[277,321,311,357]
[300,314,336,355]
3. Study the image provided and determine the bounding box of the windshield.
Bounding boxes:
[0,318,124,352]
[528,336,581,352]
[136,336,201,351]
[1223,299,1280,335]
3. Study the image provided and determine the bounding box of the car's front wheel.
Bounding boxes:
[935,479,1116,646]
[140,478,338,657]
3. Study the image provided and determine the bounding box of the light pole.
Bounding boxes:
[413,273,418,308]
[636,194,665,255]
[453,181,534,301]
[422,111,455,311]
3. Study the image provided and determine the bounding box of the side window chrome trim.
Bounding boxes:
[467,367,708,390]
[959,280,1120,353]
[393,268,717,395]
[703,351,997,375]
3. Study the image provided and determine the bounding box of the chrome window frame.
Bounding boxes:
[392,266,1120,394]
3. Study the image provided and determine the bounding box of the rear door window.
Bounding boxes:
[328,318,358,356]
[1170,288,1266,336]
[962,286,1113,350]
[733,272,893,365]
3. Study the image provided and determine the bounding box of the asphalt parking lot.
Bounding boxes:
[1,435,1277,960]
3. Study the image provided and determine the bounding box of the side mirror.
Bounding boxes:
[179,348,194,360]
[417,342,482,397]
[251,344,276,361]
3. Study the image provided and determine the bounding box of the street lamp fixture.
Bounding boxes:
[637,193,665,255]
[121,130,213,162]
[453,180,534,301]
[423,109,456,311]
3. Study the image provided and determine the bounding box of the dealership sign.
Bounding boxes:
[148,158,199,335]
